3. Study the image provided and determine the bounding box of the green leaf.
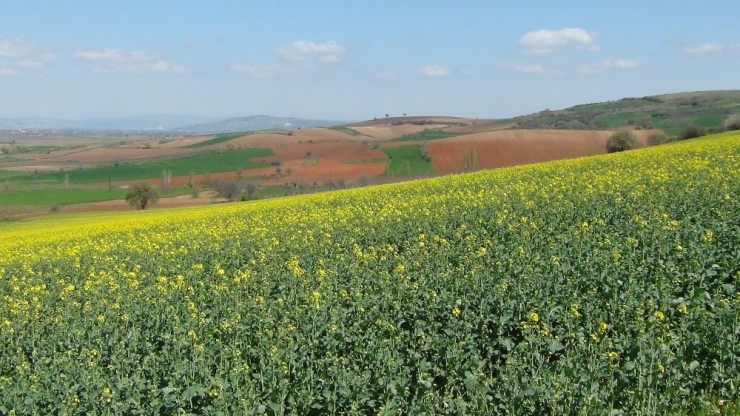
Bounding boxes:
[548,340,565,354]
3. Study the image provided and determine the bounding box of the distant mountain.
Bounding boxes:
[176,115,345,134]
[79,115,223,130]
[0,114,345,133]
[0,115,222,131]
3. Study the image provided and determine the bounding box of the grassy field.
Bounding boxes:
[0,186,196,206]
[0,133,738,414]
[182,133,248,149]
[388,129,463,142]
[4,147,274,185]
[0,188,127,206]
[382,144,435,176]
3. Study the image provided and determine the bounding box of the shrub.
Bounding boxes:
[647,131,670,146]
[606,130,639,153]
[724,114,740,131]
[125,182,159,210]
[678,124,704,140]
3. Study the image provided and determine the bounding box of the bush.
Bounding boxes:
[125,182,159,210]
[647,131,670,146]
[606,130,639,153]
[724,114,740,131]
[678,124,704,140]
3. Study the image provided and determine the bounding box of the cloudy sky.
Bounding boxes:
[1,1,738,121]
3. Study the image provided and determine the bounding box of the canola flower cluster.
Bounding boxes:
[0,133,739,414]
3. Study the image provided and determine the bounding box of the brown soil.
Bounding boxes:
[270,141,387,161]
[442,123,516,134]
[350,125,446,140]
[426,129,654,174]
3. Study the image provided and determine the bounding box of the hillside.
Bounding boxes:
[4,89,740,219]
[511,90,740,135]
[1,133,738,413]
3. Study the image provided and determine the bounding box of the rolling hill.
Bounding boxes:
[508,90,740,135]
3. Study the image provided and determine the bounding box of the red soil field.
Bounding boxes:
[441,123,516,134]
[426,129,654,174]
[269,141,386,161]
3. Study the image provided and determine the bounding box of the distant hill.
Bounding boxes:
[510,90,740,135]
[176,115,345,134]
[0,115,222,131]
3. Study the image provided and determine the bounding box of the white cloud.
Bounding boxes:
[520,28,599,54]
[73,48,185,74]
[0,38,38,58]
[276,40,346,62]
[0,38,56,74]
[681,42,740,54]
[230,63,289,79]
[232,40,347,78]
[577,59,639,75]
[422,65,451,78]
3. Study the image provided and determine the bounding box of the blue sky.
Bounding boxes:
[1,1,738,121]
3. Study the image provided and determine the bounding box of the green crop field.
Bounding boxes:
[183,133,249,149]
[0,133,738,414]
[383,144,435,177]
[0,188,127,206]
[3,147,275,185]
[0,186,194,206]
[389,129,463,142]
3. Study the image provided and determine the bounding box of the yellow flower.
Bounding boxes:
[528,312,539,323]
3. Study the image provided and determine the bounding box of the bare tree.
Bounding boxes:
[188,170,195,189]
[244,181,259,200]
[215,179,242,201]
[161,169,172,195]
[463,148,478,171]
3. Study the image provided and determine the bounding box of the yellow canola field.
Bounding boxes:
[0,133,739,414]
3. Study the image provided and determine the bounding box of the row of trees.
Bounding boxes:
[125,176,262,210]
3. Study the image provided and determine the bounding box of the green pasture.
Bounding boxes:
[182,133,249,149]
[389,129,463,142]
[3,147,274,185]
[382,144,435,176]
[0,188,127,206]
